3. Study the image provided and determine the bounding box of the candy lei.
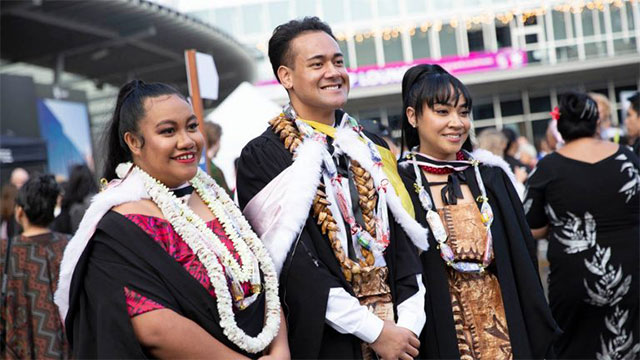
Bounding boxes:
[411,151,495,273]
[132,164,280,353]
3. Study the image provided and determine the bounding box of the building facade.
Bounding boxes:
[170,0,639,144]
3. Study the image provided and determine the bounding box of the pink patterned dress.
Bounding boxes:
[122,214,252,316]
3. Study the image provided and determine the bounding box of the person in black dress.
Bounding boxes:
[396,64,560,359]
[525,91,639,359]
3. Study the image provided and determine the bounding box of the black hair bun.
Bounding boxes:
[401,64,448,100]
[557,92,599,141]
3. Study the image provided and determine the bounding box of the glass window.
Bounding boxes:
[338,39,351,68]
[214,8,237,35]
[411,27,431,59]
[377,0,399,17]
[526,49,545,63]
[355,36,377,66]
[524,15,538,26]
[467,27,485,52]
[627,2,635,30]
[242,4,263,34]
[585,41,607,58]
[268,1,290,28]
[556,45,579,61]
[472,103,494,120]
[598,11,607,34]
[532,119,550,141]
[611,5,623,33]
[530,96,551,113]
[295,0,316,17]
[581,10,595,36]
[383,34,404,64]
[552,10,567,40]
[614,38,637,54]
[439,25,458,57]
[525,33,538,44]
[500,99,524,117]
[350,0,373,20]
[322,0,345,24]
[406,0,427,13]
[495,24,512,48]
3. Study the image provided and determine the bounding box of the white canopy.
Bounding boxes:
[205,81,282,190]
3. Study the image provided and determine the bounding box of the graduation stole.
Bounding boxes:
[270,107,402,286]
[302,119,415,219]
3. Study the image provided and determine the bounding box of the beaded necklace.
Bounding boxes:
[419,151,465,174]
[409,150,495,273]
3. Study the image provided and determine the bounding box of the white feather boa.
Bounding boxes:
[54,168,148,321]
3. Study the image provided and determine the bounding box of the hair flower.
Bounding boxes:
[550,106,561,121]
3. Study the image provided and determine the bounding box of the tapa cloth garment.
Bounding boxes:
[398,155,561,359]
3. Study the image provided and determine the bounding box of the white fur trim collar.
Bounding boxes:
[54,171,148,322]
[242,139,325,274]
[243,127,430,275]
[470,149,519,189]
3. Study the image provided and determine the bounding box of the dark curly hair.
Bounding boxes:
[15,174,61,227]
[557,92,599,141]
[268,16,335,83]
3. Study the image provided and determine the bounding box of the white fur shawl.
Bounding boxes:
[54,170,148,322]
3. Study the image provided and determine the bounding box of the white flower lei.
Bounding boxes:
[128,163,280,353]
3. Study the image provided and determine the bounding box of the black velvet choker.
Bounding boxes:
[170,184,194,198]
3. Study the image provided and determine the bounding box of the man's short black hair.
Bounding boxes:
[628,91,639,113]
[268,16,336,83]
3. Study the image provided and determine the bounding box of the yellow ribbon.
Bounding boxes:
[302,119,415,218]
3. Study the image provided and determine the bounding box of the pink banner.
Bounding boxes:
[257,49,527,88]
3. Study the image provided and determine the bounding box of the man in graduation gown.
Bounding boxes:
[237,17,429,359]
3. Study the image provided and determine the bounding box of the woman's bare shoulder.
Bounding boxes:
[112,200,164,219]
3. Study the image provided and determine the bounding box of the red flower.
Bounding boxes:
[550,106,561,120]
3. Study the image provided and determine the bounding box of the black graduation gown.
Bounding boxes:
[237,121,422,359]
[397,162,561,359]
[65,211,265,359]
